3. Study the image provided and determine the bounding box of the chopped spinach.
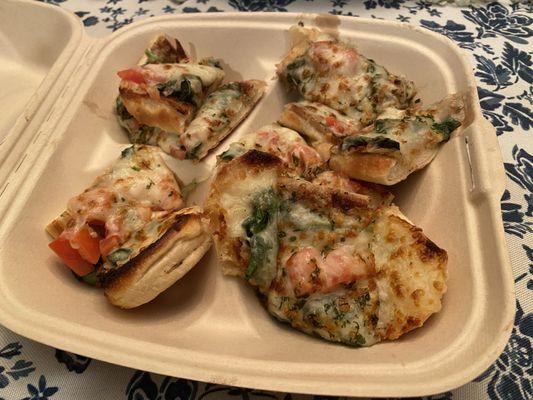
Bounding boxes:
[242,189,279,237]
[200,57,223,69]
[144,49,160,63]
[107,248,132,266]
[374,119,392,134]
[185,142,202,160]
[115,96,132,121]
[219,143,246,161]
[432,117,461,141]
[81,271,100,287]
[342,135,400,152]
[120,146,134,159]
[287,57,306,70]
[157,76,199,105]
[245,235,272,280]
[350,334,366,347]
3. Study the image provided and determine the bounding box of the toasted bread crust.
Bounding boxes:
[205,150,282,278]
[329,152,398,185]
[373,208,447,340]
[119,88,193,134]
[103,207,211,308]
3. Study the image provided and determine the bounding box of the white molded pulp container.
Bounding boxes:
[0,0,515,397]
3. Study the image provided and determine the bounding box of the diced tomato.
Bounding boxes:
[117,68,146,84]
[71,226,101,264]
[49,237,94,277]
[325,116,345,134]
[325,116,337,127]
[99,235,121,258]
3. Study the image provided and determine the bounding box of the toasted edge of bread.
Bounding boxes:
[103,206,211,308]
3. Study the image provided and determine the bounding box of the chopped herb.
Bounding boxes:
[144,49,160,63]
[278,230,286,239]
[322,244,332,255]
[358,292,371,308]
[131,166,140,171]
[146,179,154,189]
[289,236,297,242]
[432,117,461,141]
[310,265,321,283]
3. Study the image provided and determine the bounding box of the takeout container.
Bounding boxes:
[0,0,515,397]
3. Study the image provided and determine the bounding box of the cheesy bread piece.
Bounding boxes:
[204,150,282,290]
[205,150,447,346]
[218,123,324,178]
[218,124,391,206]
[117,63,225,157]
[279,94,465,185]
[46,145,211,308]
[180,80,266,160]
[277,26,417,125]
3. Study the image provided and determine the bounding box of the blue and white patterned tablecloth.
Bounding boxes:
[1,1,531,399]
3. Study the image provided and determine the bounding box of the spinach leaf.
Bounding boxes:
[432,117,461,141]
[219,143,245,161]
[341,136,400,152]
[287,57,306,70]
[107,248,132,267]
[120,146,134,159]
[242,189,278,237]
[185,142,202,160]
[115,96,132,121]
[245,235,272,280]
[81,271,100,287]
[157,76,198,105]
[144,49,160,63]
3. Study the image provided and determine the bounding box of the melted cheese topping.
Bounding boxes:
[181,80,264,160]
[279,29,417,126]
[63,145,183,268]
[221,124,323,176]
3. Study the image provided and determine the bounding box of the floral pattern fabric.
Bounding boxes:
[1,1,531,399]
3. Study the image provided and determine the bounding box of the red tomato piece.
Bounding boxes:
[49,237,94,277]
[117,68,146,84]
[99,235,121,258]
[71,226,101,264]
